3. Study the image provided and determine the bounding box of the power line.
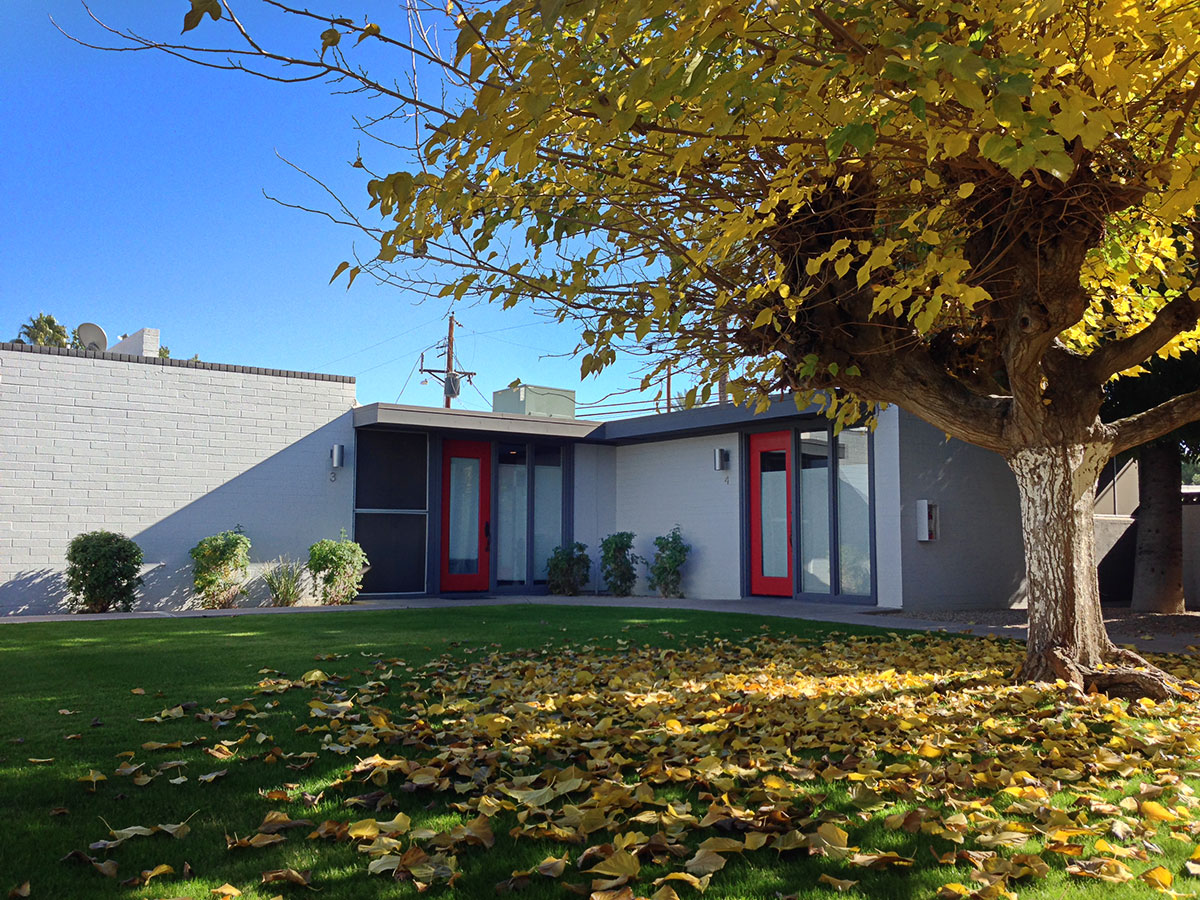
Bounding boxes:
[316,313,445,368]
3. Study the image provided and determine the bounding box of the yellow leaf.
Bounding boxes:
[587,850,640,878]
[1141,866,1173,891]
[818,873,860,891]
[1142,801,1181,823]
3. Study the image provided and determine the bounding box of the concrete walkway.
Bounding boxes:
[5,593,1199,656]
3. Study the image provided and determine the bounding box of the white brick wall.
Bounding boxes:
[0,347,356,614]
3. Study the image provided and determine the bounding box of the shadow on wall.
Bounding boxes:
[0,416,353,616]
[0,569,70,615]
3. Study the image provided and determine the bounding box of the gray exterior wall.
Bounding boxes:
[610,432,742,600]
[572,443,616,591]
[0,344,356,614]
[898,410,1027,611]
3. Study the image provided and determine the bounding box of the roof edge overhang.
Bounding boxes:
[354,402,604,439]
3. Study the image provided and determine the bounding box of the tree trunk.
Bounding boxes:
[1130,442,1186,614]
[1008,444,1181,699]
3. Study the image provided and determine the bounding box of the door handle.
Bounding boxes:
[484,520,491,552]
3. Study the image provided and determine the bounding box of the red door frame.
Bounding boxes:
[749,430,793,596]
[441,440,491,592]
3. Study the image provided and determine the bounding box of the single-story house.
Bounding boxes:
[0,336,1168,616]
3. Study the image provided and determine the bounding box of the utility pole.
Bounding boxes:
[419,312,475,409]
[665,365,673,413]
[443,314,456,409]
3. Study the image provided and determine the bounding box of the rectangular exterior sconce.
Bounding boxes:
[714,448,730,471]
[330,444,345,468]
[916,499,938,541]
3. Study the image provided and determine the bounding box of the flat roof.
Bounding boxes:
[0,341,355,384]
[355,403,604,439]
[355,396,822,443]
[591,396,822,443]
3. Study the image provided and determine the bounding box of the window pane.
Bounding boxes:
[496,444,528,585]
[355,431,427,510]
[799,430,831,593]
[759,450,789,578]
[837,428,872,595]
[447,456,480,574]
[533,447,562,581]
[355,513,426,593]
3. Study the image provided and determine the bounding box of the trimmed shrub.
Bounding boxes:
[648,526,691,598]
[600,531,643,596]
[262,557,306,607]
[190,529,251,609]
[307,531,368,606]
[546,542,591,596]
[65,531,143,613]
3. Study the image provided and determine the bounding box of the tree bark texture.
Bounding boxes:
[1008,444,1182,698]
[1131,442,1186,614]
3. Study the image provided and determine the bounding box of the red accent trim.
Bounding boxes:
[440,440,491,592]
[749,431,793,596]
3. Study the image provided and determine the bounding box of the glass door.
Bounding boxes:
[441,440,491,591]
[749,431,793,596]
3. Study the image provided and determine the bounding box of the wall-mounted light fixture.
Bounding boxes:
[916,499,938,541]
[713,448,730,471]
[330,444,345,469]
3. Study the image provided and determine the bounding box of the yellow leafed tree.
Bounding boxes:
[91,0,1200,696]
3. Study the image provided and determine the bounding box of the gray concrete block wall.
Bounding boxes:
[897,410,1027,611]
[611,433,742,600]
[0,347,356,614]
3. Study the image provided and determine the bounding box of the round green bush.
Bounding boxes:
[307,531,368,605]
[65,531,143,613]
[189,529,251,609]
[546,542,592,596]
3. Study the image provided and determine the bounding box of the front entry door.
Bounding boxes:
[749,431,793,596]
[441,440,491,591]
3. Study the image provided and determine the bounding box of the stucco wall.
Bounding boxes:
[0,344,356,614]
[610,432,742,600]
[898,410,1027,611]
[572,443,616,591]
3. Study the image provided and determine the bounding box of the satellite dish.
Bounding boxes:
[76,322,108,352]
[444,373,462,398]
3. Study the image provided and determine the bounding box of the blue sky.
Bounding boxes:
[1,2,659,413]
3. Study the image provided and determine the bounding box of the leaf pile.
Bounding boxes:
[68,629,1200,897]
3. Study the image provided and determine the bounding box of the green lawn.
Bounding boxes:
[1,605,1198,900]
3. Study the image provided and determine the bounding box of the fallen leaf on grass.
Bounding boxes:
[261,868,311,887]
[1142,866,1175,891]
[198,770,228,783]
[684,849,726,876]
[818,873,860,891]
[58,709,78,715]
[586,850,640,878]
[77,770,106,790]
[257,810,315,834]
[49,807,69,816]
[26,758,53,765]
[210,884,241,897]
[537,855,568,877]
[1066,857,1134,883]
[652,872,710,892]
[227,832,287,850]
[60,849,118,878]
[7,883,30,899]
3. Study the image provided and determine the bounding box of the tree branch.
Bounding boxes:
[1111,387,1200,455]
[1081,291,1200,383]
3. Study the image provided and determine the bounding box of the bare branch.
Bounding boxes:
[1112,387,1200,455]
